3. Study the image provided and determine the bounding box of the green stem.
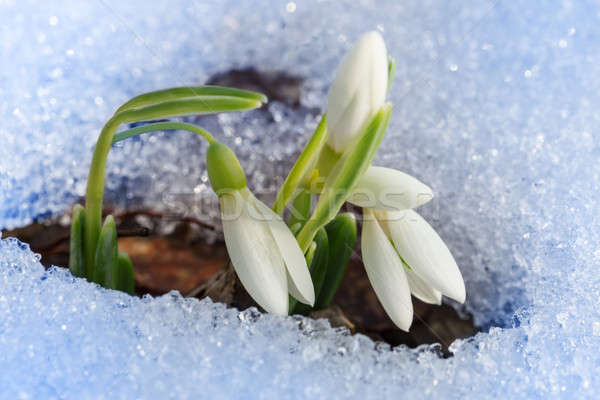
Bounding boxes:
[296,218,322,254]
[112,121,215,144]
[84,118,120,270]
[295,104,393,253]
[272,115,327,215]
[84,95,261,269]
[288,189,312,230]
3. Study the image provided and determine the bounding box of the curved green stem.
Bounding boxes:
[112,122,215,144]
[84,94,264,269]
[84,117,120,271]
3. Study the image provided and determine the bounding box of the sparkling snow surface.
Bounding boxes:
[1,0,600,398]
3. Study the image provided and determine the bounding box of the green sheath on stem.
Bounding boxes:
[315,213,357,310]
[296,104,392,253]
[68,204,86,278]
[92,216,118,287]
[314,143,341,181]
[290,228,329,315]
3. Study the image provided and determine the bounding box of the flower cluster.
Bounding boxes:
[74,31,465,332]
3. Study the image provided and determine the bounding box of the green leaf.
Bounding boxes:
[112,122,215,145]
[68,204,86,278]
[272,115,327,214]
[114,96,265,122]
[288,189,312,231]
[296,104,392,252]
[92,215,118,288]
[291,228,329,315]
[115,252,135,294]
[84,93,264,270]
[116,85,267,113]
[315,213,357,310]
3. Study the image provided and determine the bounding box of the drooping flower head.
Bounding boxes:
[207,142,315,315]
[322,31,465,332]
[362,208,465,331]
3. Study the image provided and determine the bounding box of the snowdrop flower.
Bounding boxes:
[322,31,464,331]
[348,166,434,211]
[362,208,466,331]
[326,31,389,154]
[207,142,315,315]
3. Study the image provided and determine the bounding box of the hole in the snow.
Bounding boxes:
[2,69,480,356]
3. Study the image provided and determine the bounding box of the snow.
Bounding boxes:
[1,0,600,398]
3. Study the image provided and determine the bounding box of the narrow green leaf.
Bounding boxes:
[315,213,357,310]
[272,115,327,214]
[84,94,265,268]
[296,104,393,252]
[115,252,135,295]
[288,189,312,230]
[307,228,330,304]
[291,228,329,315]
[112,122,215,145]
[69,204,86,278]
[116,86,267,113]
[114,96,264,123]
[93,215,118,288]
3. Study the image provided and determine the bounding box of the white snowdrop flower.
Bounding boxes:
[361,208,413,330]
[326,31,389,154]
[361,208,465,331]
[347,166,434,211]
[207,142,315,315]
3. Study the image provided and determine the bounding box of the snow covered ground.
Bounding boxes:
[1,0,599,398]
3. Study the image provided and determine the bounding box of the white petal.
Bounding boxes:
[382,209,466,303]
[361,209,413,331]
[348,166,434,211]
[327,31,388,153]
[251,196,315,306]
[405,267,442,305]
[220,192,289,315]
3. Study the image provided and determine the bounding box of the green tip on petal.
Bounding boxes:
[207,142,247,194]
[387,56,396,94]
